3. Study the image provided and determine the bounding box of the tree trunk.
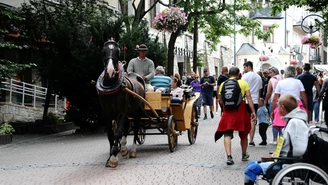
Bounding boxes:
[167,32,179,76]
[193,18,198,73]
[42,78,52,122]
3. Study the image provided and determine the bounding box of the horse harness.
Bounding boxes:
[96,62,124,94]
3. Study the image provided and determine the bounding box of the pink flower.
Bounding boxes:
[152,6,188,33]
[259,55,269,61]
[290,60,298,65]
[301,35,323,49]
[301,35,310,44]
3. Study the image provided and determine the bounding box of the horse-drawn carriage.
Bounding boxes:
[128,89,200,152]
[95,38,200,167]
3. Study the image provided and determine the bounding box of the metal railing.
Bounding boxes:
[0,79,66,113]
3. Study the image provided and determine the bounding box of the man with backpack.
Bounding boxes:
[215,66,256,165]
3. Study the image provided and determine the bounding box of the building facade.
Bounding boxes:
[2,0,326,77]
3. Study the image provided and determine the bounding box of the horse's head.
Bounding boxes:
[102,38,121,86]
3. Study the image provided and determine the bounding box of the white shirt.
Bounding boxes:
[274,77,305,100]
[242,71,262,104]
[171,87,183,99]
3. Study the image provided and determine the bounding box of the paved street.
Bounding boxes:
[0,111,283,185]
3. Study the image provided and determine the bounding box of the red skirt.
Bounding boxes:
[215,101,251,141]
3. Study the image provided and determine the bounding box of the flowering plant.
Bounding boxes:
[152,7,188,33]
[301,35,323,49]
[290,60,298,65]
[259,55,269,61]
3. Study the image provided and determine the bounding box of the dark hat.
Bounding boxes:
[203,68,208,72]
[137,44,148,51]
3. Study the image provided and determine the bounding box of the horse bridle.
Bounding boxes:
[97,62,124,94]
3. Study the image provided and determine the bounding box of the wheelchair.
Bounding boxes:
[256,126,328,185]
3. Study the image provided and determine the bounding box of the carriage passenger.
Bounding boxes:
[150,66,171,90]
[244,94,310,185]
[171,77,184,102]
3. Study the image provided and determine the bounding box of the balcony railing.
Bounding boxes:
[249,6,282,19]
[0,79,66,113]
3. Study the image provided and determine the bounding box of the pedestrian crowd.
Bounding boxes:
[127,44,328,184]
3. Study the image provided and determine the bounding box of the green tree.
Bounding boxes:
[21,0,121,123]
[119,20,167,69]
[0,6,35,79]
[119,0,276,76]
[270,0,328,30]
[19,0,166,129]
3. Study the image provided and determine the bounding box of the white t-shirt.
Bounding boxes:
[274,77,305,100]
[171,87,183,99]
[242,71,262,104]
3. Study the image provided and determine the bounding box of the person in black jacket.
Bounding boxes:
[217,66,229,115]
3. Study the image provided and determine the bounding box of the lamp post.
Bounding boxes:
[300,14,325,65]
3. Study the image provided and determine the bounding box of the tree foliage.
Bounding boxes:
[17,0,166,127]
[270,0,328,31]
[20,0,122,124]
[0,6,36,79]
[119,0,276,75]
[119,20,167,69]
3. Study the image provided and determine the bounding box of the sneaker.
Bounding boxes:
[210,111,214,118]
[227,156,234,165]
[203,115,207,120]
[259,141,267,145]
[249,142,255,146]
[269,141,277,145]
[242,153,250,161]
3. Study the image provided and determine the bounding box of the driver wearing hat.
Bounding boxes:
[127,44,155,84]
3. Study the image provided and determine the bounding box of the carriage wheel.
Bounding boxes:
[134,128,146,145]
[167,115,178,152]
[272,163,328,185]
[188,105,198,144]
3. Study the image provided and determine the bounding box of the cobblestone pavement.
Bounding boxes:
[0,109,295,185]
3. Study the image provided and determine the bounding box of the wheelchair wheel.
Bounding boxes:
[272,163,328,185]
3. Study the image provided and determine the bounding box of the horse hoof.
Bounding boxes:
[105,160,118,168]
[121,149,128,157]
[129,151,137,158]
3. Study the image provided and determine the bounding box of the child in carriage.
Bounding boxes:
[244,94,309,185]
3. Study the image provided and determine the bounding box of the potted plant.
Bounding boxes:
[301,35,323,49]
[152,6,188,33]
[259,55,269,61]
[290,60,298,65]
[0,123,15,144]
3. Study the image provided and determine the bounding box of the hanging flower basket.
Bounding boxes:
[152,6,188,33]
[259,55,269,61]
[301,35,323,49]
[290,60,298,65]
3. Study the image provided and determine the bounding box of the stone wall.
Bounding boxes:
[0,103,63,123]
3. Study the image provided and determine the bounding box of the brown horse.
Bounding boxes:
[96,38,145,167]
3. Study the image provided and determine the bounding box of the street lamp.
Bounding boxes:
[300,14,325,65]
